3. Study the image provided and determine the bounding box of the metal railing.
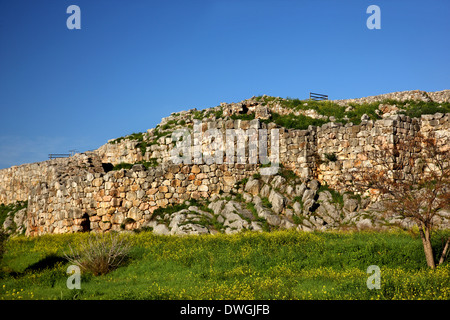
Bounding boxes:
[48,154,71,159]
[309,92,328,101]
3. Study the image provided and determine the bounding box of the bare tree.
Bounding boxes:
[342,132,450,269]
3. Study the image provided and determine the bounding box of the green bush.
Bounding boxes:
[112,162,134,170]
[136,141,148,156]
[252,173,262,179]
[345,103,380,124]
[279,168,297,181]
[265,113,327,130]
[324,153,338,162]
[400,100,450,118]
[109,132,145,145]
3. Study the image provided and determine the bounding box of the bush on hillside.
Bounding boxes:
[64,232,131,276]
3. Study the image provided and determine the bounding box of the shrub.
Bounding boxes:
[136,141,149,156]
[112,162,134,170]
[324,153,338,162]
[213,109,223,118]
[112,160,159,171]
[109,132,145,145]
[279,168,297,181]
[265,112,327,130]
[292,214,303,225]
[400,100,450,118]
[64,233,131,276]
[0,228,7,263]
[236,178,248,188]
[252,173,262,179]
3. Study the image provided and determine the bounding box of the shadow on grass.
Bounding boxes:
[24,255,67,272]
[3,254,67,278]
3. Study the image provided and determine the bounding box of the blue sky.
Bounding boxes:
[0,0,449,169]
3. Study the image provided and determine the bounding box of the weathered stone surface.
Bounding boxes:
[153,224,170,235]
[244,177,260,195]
[302,189,316,203]
[293,202,302,215]
[268,190,285,214]
[295,183,307,198]
[343,197,359,213]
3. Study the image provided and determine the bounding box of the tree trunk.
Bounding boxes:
[419,226,436,269]
[438,237,450,266]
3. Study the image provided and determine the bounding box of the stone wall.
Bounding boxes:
[26,162,259,236]
[93,112,450,185]
[0,90,449,236]
[0,152,104,205]
[20,111,449,235]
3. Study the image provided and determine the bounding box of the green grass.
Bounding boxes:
[256,96,450,127]
[318,184,344,208]
[109,132,145,145]
[279,167,298,181]
[0,230,449,300]
[112,159,159,171]
[0,231,450,300]
[263,113,328,130]
[261,197,272,209]
[112,162,134,170]
[399,100,450,118]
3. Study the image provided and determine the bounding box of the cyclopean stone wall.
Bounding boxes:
[0,90,449,236]
[0,152,104,205]
[19,111,450,235]
[94,112,450,187]
[26,162,260,236]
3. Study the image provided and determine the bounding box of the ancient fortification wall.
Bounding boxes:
[0,90,448,236]
[0,153,104,205]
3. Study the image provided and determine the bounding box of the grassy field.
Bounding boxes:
[0,230,449,300]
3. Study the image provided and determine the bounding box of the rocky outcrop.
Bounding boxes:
[334,89,450,106]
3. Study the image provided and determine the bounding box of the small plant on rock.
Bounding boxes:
[324,153,338,162]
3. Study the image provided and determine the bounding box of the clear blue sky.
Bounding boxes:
[0,0,449,169]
